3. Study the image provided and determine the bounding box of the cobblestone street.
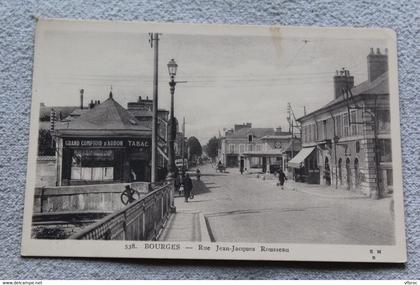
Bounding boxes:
[160,163,395,245]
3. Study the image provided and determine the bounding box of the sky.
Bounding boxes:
[36,27,387,144]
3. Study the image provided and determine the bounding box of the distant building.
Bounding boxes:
[219,123,300,173]
[126,96,171,173]
[288,48,392,198]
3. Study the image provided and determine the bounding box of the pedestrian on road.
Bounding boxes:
[174,168,182,195]
[278,169,287,189]
[196,168,201,181]
[183,173,193,202]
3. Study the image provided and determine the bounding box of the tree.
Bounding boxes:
[187,136,202,160]
[206,136,220,161]
[38,129,55,156]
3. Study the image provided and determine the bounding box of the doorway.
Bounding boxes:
[324,157,331,186]
[262,157,267,173]
[354,158,360,188]
[338,158,342,185]
[346,158,351,190]
[129,160,148,182]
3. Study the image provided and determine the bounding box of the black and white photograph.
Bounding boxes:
[21,19,406,262]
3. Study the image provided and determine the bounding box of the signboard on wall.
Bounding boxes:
[63,138,151,150]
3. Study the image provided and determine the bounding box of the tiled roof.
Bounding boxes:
[258,134,292,140]
[226,127,279,138]
[56,97,150,132]
[298,71,389,120]
[128,109,153,117]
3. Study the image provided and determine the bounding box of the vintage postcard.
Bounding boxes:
[21,18,407,262]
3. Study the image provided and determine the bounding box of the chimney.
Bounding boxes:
[138,96,142,102]
[80,89,84,109]
[367,47,388,82]
[333,68,354,99]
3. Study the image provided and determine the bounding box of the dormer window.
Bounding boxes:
[248,134,253,142]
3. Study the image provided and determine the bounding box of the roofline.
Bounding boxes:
[55,129,151,137]
[297,92,388,121]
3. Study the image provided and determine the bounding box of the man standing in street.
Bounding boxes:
[183,173,193,202]
[278,169,287,190]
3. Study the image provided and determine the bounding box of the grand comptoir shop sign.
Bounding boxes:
[63,138,151,150]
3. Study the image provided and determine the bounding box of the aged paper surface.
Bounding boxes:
[21,18,406,262]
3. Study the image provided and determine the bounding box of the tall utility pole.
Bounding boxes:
[181,117,185,170]
[287,102,302,159]
[149,33,159,182]
[287,103,295,158]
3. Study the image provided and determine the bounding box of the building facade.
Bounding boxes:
[54,92,152,186]
[126,96,171,176]
[219,123,299,173]
[288,48,392,198]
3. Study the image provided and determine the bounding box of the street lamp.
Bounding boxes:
[167,58,178,79]
[167,59,178,178]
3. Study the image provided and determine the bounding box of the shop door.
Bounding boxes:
[262,157,267,173]
[129,160,149,182]
[324,157,331,186]
[346,158,351,190]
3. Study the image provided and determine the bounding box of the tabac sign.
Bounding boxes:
[63,138,151,149]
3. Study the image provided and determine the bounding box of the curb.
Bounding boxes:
[156,212,174,241]
[294,187,366,200]
[198,212,212,242]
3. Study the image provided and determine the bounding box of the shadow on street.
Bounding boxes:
[191,179,213,195]
[199,173,228,177]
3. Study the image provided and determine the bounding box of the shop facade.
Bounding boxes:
[288,48,392,198]
[219,123,298,173]
[54,94,152,186]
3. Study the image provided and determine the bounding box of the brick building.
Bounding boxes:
[288,48,392,198]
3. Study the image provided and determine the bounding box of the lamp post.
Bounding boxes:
[167,58,178,178]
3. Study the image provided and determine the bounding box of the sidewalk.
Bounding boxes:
[158,210,200,241]
[158,173,214,242]
[158,204,211,242]
[249,174,367,199]
[290,181,367,199]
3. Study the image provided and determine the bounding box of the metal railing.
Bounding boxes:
[69,182,174,241]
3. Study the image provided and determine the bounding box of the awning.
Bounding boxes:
[287,147,315,168]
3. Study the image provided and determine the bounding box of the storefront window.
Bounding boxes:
[351,110,357,136]
[357,109,364,135]
[335,115,342,137]
[343,113,349,137]
[377,109,391,132]
[71,149,114,181]
[379,139,392,162]
[386,169,393,186]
